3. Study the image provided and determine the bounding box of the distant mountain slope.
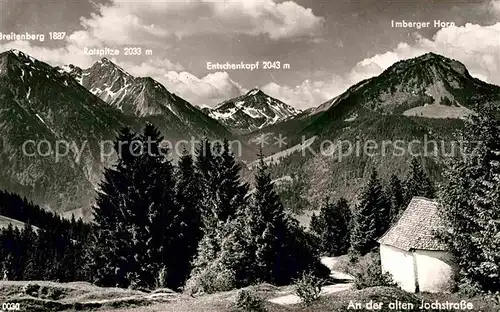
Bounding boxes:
[250,53,500,144]
[207,89,300,133]
[0,49,129,213]
[0,215,40,231]
[244,53,500,216]
[0,50,235,216]
[59,58,230,140]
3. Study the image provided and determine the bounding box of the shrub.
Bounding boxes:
[234,290,267,312]
[329,254,357,274]
[185,264,237,295]
[22,283,41,296]
[348,251,395,290]
[294,271,324,305]
[155,266,168,289]
[22,283,64,300]
[457,277,482,297]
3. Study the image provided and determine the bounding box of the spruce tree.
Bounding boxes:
[1,224,17,280]
[310,197,351,256]
[93,124,191,289]
[191,139,249,276]
[20,223,38,280]
[404,157,435,204]
[386,174,405,221]
[337,197,352,252]
[188,150,323,292]
[190,139,223,276]
[438,108,500,294]
[59,233,76,282]
[217,139,249,222]
[172,149,203,288]
[248,151,319,285]
[195,138,218,225]
[351,169,388,255]
[137,124,178,288]
[2,253,14,281]
[251,151,289,283]
[92,127,139,287]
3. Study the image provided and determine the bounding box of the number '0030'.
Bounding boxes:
[2,303,20,311]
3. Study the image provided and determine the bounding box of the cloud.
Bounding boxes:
[0,37,244,108]
[76,0,324,45]
[261,76,350,110]
[260,22,500,109]
[347,23,500,85]
[491,0,500,15]
[123,58,185,76]
[159,71,246,107]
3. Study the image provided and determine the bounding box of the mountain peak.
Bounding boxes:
[246,88,263,96]
[0,50,58,81]
[96,57,118,68]
[391,52,466,71]
[420,52,441,59]
[89,57,131,79]
[316,52,495,120]
[6,48,21,56]
[100,57,112,63]
[1,49,34,63]
[209,89,300,132]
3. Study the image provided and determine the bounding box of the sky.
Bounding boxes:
[1,0,500,109]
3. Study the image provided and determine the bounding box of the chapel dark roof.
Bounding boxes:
[378,197,447,251]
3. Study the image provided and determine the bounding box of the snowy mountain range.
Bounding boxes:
[2,49,500,219]
[56,58,230,139]
[204,88,301,132]
[0,49,236,217]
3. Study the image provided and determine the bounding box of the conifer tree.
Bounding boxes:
[251,151,290,283]
[386,174,405,221]
[188,150,323,292]
[1,224,17,280]
[59,233,76,282]
[191,139,249,274]
[404,157,435,203]
[74,219,93,282]
[195,138,218,225]
[248,151,320,285]
[93,124,191,289]
[0,190,93,283]
[92,127,139,287]
[174,149,203,286]
[2,253,14,281]
[351,169,388,255]
[438,108,500,294]
[311,197,351,256]
[137,124,177,288]
[217,139,249,222]
[190,139,223,275]
[20,223,37,280]
[337,197,352,251]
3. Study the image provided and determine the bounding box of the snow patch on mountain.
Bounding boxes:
[208,88,301,132]
[248,89,259,96]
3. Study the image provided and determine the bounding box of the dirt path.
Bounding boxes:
[320,257,355,281]
[267,257,354,305]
